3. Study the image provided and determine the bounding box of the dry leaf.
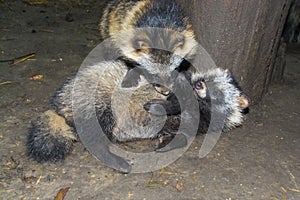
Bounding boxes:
[30,74,43,80]
[127,193,134,198]
[175,182,184,192]
[54,187,70,200]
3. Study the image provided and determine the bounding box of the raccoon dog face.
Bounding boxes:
[116,27,198,93]
[191,68,249,130]
[102,0,198,93]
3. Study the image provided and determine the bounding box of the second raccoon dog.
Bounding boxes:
[100,0,198,91]
[27,60,189,172]
[144,67,250,151]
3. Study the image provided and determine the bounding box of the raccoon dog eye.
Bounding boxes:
[172,36,185,49]
[195,81,203,90]
[152,83,160,87]
[175,42,184,49]
[134,40,150,50]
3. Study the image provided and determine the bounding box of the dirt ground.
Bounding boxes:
[0,1,299,199]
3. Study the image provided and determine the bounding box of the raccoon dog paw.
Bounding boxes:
[144,100,167,116]
[155,132,188,152]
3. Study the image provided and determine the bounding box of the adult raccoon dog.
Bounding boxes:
[100,0,198,90]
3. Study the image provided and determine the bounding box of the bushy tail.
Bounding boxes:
[27,110,77,162]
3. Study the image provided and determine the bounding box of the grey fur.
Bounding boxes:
[146,68,249,135]
[27,63,248,167]
[27,61,175,164]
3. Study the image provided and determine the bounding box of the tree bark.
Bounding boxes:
[178,0,292,103]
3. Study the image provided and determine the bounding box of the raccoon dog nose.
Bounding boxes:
[238,94,250,109]
[154,84,170,96]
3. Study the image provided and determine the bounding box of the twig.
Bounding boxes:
[35,174,43,185]
[0,53,35,65]
[0,81,13,85]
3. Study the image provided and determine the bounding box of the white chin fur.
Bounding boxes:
[227,107,243,129]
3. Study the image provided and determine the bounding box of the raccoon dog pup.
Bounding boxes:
[27,61,249,170]
[190,68,249,132]
[27,60,191,171]
[144,67,249,151]
[100,0,198,90]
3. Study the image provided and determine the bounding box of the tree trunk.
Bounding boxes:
[178,0,292,103]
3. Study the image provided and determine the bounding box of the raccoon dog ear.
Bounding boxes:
[224,69,232,77]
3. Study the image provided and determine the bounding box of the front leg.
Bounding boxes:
[155,109,199,152]
[155,131,188,152]
[121,68,141,88]
[144,94,181,116]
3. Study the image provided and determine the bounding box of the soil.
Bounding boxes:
[0,1,299,200]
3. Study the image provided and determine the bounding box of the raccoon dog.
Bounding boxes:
[100,0,198,91]
[144,67,249,151]
[27,61,190,172]
[27,61,248,170]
